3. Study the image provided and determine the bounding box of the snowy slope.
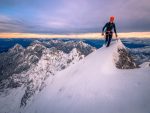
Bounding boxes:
[140,62,150,68]
[21,40,150,113]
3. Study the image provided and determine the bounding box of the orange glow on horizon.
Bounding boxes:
[0,32,150,39]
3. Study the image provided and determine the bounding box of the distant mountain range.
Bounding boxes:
[0,38,150,64]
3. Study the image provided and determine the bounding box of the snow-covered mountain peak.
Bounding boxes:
[27,43,46,51]
[140,62,150,68]
[77,41,90,47]
[115,39,126,49]
[9,44,24,53]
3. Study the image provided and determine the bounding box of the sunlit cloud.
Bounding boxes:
[0,32,150,39]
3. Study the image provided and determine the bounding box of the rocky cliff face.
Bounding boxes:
[116,48,139,69]
[113,41,139,69]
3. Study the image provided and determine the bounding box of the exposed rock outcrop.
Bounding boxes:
[116,48,139,69]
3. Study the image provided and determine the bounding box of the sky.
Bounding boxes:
[0,0,150,36]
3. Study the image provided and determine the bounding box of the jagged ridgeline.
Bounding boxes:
[0,40,96,106]
[0,40,95,81]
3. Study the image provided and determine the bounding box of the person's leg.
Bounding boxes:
[106,34,112,47]
[105,34,109,45]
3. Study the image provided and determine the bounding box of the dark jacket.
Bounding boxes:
[102,22,117,34]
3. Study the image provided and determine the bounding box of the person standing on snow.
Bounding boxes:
[102,16,118,47]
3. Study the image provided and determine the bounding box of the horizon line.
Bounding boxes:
[0,32,150,39]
